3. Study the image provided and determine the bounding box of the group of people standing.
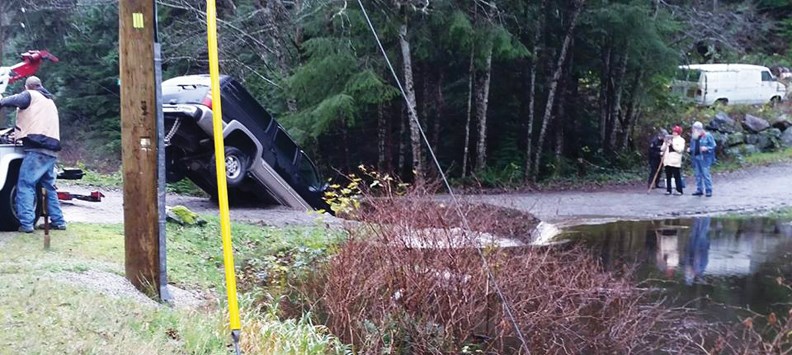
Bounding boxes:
[648,122,717,197]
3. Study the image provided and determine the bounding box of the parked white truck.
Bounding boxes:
[672,64,787,106]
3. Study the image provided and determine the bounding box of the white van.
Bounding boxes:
[671,64,787,106]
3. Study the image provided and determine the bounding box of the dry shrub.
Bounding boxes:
[303,189,713,354]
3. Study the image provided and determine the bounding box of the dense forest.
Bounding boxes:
[1,0,791,183]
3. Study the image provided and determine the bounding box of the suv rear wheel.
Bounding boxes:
[211,146,250,188]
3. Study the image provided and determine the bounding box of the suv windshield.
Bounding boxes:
[297,152,322,189]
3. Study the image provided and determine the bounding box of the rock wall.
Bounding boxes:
[704,112,792,158]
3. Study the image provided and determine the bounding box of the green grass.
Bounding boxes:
[717,207,792,220]
[0,220,349,354]
[165,216,345,290]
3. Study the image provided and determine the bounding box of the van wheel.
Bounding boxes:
[211,146,250,188]
[714,98,728,106]
[770,96,782,107]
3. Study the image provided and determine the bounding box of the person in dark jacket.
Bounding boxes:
[647,129,667,188]
[0,76,66,233]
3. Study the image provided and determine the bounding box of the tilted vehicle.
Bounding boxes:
[161,74,329,211]
[672,64,787,106]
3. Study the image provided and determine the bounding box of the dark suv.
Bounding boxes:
[161,75,328,211]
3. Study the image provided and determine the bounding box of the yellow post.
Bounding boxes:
[206,0,242,350]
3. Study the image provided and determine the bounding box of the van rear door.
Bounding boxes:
[672,68,703,104]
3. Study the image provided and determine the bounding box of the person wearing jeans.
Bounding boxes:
[661,125,686,195]
[689,121,717,197]
[16,152,66,230]
[0,76,66,232]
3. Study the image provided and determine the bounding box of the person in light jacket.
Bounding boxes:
[661,125,686,195]
[689,121,717,197]
[0,76,66,232]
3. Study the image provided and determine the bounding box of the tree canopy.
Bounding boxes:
[1,0,790,181]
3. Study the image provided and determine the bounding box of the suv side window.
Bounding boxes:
[297,152,322,189]
[274,128,298,165]
[762,71,774,82]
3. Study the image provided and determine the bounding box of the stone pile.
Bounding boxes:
[705,111,792,157]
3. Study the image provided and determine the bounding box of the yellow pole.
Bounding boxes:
[205,0,242,345]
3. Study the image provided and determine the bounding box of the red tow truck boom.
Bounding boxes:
[0,50,60,93]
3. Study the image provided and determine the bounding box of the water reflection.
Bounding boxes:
[684,217,710,285]
[565,217,792,317]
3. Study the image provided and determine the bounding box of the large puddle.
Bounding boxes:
[563,216,792,321]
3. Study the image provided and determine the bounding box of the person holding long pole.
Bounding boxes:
[661,125,686,196]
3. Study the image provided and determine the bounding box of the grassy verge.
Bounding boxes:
[719,206,792,220]
[0,220,349,354]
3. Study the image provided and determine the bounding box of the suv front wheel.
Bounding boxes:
[211,146,250,188]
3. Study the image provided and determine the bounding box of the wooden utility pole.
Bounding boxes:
[119,0,168,300]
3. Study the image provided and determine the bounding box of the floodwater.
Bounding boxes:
[563,217,792,320]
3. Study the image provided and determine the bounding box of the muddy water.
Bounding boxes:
[563,217,792,320]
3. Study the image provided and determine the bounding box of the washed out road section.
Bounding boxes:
[54,161,792,228]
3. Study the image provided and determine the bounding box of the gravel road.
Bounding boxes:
[50,161,792,229]
[58,184,341,227]
[466,162,792,226]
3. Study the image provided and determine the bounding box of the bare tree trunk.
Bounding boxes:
[432,71,445,153]
[524,0,545,181]
[475,48,493,173]
[254,0,297,113]
[398,108,406,175]
[599,45,612,148]
[399,23,423,183]
[608,51,629,151]
[621,69,643,149]
[554,115,564,173]
[462,45,475,178]
[421,64,433,176]
[378,103,386,171]
[532,0,583,181]
[554,46,574,172]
